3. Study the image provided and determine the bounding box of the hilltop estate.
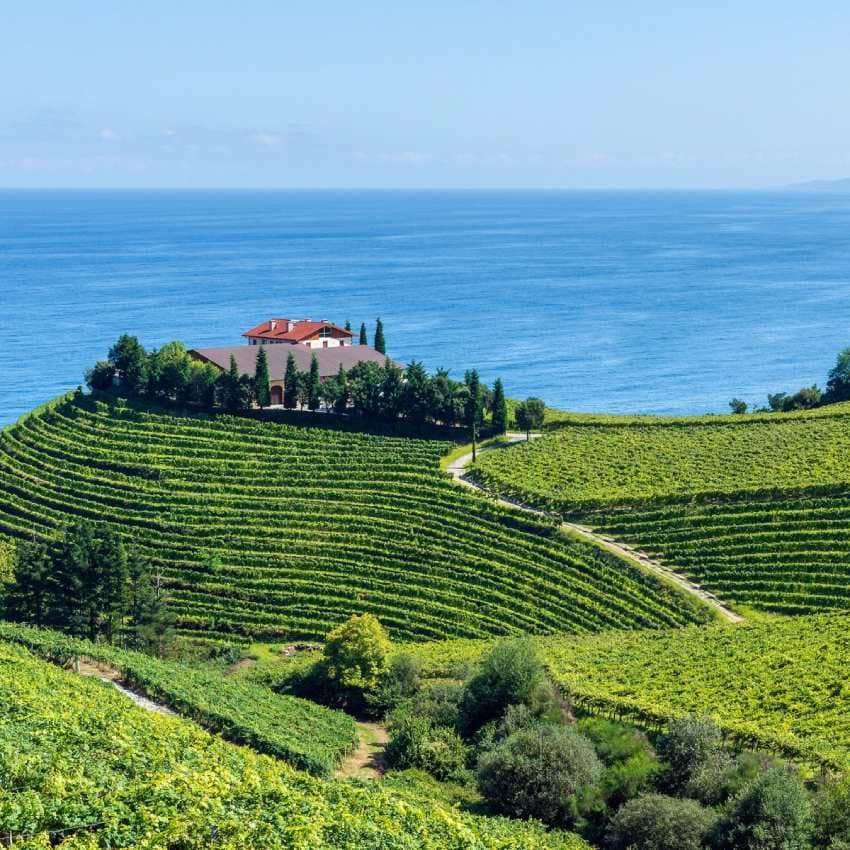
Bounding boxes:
[243,317,354,348]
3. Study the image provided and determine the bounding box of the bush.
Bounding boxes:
[322,613,391,694]
[605,793,716,850]
[814,776,850,848]
[656,715,722,794]
[712,767,812,850]
[366,652,422,713]
[384,709,469,783]
[459,637,550,735]
[476,724,602,827]
[403,681,465,731]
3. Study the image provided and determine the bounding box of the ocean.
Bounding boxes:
[2,189,850,426]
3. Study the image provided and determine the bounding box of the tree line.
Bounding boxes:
[87,332,515,435]
[730,345,850,414]
[3,523,174,655]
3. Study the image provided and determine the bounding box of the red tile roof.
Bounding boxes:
[243,318,354,342]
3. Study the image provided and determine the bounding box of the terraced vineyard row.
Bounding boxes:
[0,622,357,776]
[542,612,850,769]
[589,491,850,615]
[0,640,590,849]
[473,410,850,510]
[0,395,709,641]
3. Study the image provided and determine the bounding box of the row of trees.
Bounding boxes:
[88,334,514,434]
[347,317,386,355]
[730,345,850,414]
[4,524,173,654]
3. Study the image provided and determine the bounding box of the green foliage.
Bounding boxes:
[473,408,850,510]
[605,794,716,850]
[0,622,357,776]
[374,317,386,354]
[541,614,850,768]
[385,709,469,782]
[491,378,508,434]
[0,395,707,641]
[656,715,723,794]
[85,359,116,391]
[254,345,271,408]
[306,354,321,411]
[515,397,545,437]
[108,333,149,395]
[476,724,603,827]
[367,651,422,713]
[0,641,588,848]
[283,351,299,409]
[322,613,391,693]
[712,767,812,850]
[729,397,748,414]
[460,637,549,735]
[824,347,850,403]
[359,321,368,346]
[218,353,253,411]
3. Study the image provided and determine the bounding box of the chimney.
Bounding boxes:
[270,320,278,331]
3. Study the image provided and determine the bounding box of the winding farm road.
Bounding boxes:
[447,435,744,625]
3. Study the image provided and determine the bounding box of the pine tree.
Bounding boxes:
[345,319,352,332]
[307,354,321,411]
[374,318,386,354]
[359,322,368,346]
[334,364,349,413]
[125,552,174,656]
[55,521,95,635]
[6,539,54,626]
[491,378,508,434]
[283,352,299,409]
[95,528,128,644]
[254,346,271,408]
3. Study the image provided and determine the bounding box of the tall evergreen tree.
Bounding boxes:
[95,528,128,643]
[125,552,174,656]
[374,318,386,354]
[6,539,54,627]
[254,346,271,408]
[345,319,352,332]
[54,521,95,634]
[491,378,508,434]
[465,370,483,460]
[359,322,368,346]
[283,352,299,409]
[307,354,321,411]
[334,364,349,413]
[108,334,149,396]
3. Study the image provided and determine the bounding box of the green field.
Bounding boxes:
[0,622,357,776]
[473,410,850,509]
[389,612,850,769]
[0,394,709,642]
[0,639,589,849]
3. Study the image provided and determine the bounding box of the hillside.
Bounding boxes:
[472,406,850,614]
[0,639,589,849]
[393,613,850,769]
[0,394,710,643]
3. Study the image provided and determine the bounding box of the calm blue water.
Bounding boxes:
[2,189,850,426]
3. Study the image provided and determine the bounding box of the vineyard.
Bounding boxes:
[0,622,357,776]
[472,408,850,510]
[542,612,850,769]
[0,640,589,849]
[589,491,850,615]
[392,613,850,769]
[0,394,710,642]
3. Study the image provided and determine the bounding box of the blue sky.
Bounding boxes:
[2,1,849,188]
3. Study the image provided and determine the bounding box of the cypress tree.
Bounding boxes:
[374,318,386,354]
[6,539,54,627]
[359,322,368,346]
[345,319,352,332]
[465,370,483,460]
[284,352,299,409]
[307,354,321,411]
[254,346,271,408]
[334,364,349,413]
[491,378,508,434]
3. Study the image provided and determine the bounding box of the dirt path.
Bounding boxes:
[336,721,389,780]
[76,659,176,716]
[447,438,744,624]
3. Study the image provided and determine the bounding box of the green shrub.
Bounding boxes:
[476,724,602,827]
[656,715,722,794]
[385,709,469,783]
[367,652,422,713]
[404,680,465,730]
[321,613,391,706]
[712,767,812,850]
[459,637,550,735]
[813,776,850,848]
[605,793,716,850]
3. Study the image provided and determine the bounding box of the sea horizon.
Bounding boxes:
[3,187,850,426]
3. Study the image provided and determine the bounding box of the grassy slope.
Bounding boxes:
[0,394,709,642]
[391,613,850,769]
[473,404,850,615]
[0,622,357,776]
[0,640,589,849]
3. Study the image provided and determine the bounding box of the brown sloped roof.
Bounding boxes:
[190,344,390,380]
[242,319,353,342]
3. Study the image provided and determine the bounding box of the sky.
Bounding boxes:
[2,1,849,189]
